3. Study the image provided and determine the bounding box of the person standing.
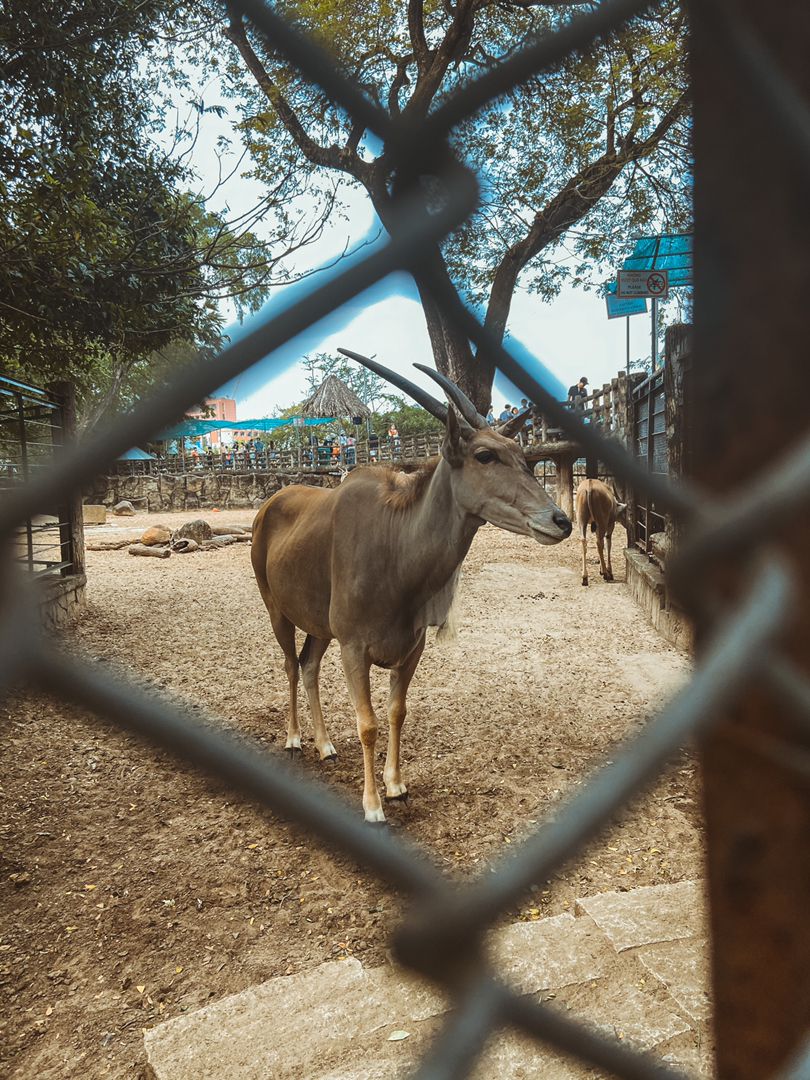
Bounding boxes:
[567,377,589,409]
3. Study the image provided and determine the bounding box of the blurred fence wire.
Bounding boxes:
[3,1,810,1077]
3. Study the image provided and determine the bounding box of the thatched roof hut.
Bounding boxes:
[301,374,370,419]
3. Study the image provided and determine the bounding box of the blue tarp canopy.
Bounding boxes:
[118,447,156,460]
[621,233,693,286]
[156,416,335,439]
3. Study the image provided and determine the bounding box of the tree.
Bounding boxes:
[210,0,690,410]
[0,0,325,426]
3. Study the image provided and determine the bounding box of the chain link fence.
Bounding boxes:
[3,1,810,1076]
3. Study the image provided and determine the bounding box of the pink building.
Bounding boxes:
[185,397,237,445]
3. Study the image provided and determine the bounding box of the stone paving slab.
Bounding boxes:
[491,912,613,995]
[576,880,706,952]
[638,936,711,1023]
[145,881,711,1080]
[144,958,367,1080]
[473,1030,596,1079]
[556,976,691,1052]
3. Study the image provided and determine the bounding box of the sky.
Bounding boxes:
[177,88,670,422]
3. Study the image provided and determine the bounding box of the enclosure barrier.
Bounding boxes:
[0,376,80,578]
[3,1,810,1078]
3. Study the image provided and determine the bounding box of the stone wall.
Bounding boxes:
[84,471,338,512]
[38,573,87,631]
[624,548,692,652]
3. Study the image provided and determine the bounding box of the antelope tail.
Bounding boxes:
[586,480,596,533]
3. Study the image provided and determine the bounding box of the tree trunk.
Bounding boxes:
[411,264,494,414]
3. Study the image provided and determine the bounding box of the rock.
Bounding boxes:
[171,538,199,554]
[113,500,136,516]
[82,504,107,525]
[174,519,213,545]
[128,543,170,559]
[141,526,172,547]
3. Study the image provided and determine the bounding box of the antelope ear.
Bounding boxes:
[441,404,473,467]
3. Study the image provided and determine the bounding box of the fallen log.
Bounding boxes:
[211,523,250,536]
[128,543,170,559]
[86,537,136,551]
[201,535,240,550]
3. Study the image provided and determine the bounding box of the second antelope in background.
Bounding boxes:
[575,479,627,586]
[251,351,572,823]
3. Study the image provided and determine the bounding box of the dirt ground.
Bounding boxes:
[1,509,700,1079]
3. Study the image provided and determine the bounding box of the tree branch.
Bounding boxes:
[483,89,689,346]
[223,4,370,184]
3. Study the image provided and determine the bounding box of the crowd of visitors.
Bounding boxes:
[161,422,410,470]
[483,376,591,442]
[156,383,593,472]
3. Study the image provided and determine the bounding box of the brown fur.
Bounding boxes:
[378,459,440,510]
[252,413,571,821]
[575,478,625,586]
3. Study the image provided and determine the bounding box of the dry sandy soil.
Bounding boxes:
[1,509,699,1078]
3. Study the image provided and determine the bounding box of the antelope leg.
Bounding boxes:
[580,533,589,587]
[605,530,614,581]
[340,645,384,822]
[267,608,301,751]
[300,635,336,759]
[385,633,425,800]
[596,531,609,580]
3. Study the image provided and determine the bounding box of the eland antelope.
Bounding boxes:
[574,478,627,586]
[251,352,572,821]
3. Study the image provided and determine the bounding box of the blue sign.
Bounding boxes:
[606,294,648,319]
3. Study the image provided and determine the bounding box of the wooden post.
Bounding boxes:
[663,324,692,556]
[555,453,575,519]
[48,381,85,580]
[690,3,810,1076]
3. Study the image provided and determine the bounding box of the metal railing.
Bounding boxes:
[3,2,810,1077]
[633,369,668,555]
[0,376,78,578]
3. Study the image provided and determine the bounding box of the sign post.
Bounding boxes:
[605,291,647,375]
[615,270,669,372]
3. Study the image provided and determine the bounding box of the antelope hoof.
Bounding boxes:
[286,746,303,760]
[285,735,302,751]
[364,806,387,824]
[582,577,589,586]
[385,782,409,802]
[318,743,337,762]
[605,572,614,582]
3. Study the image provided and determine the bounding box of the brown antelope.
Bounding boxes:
[575,478,627,586]
[251,351,572,821]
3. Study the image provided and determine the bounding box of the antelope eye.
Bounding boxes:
[475,449,497,464]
